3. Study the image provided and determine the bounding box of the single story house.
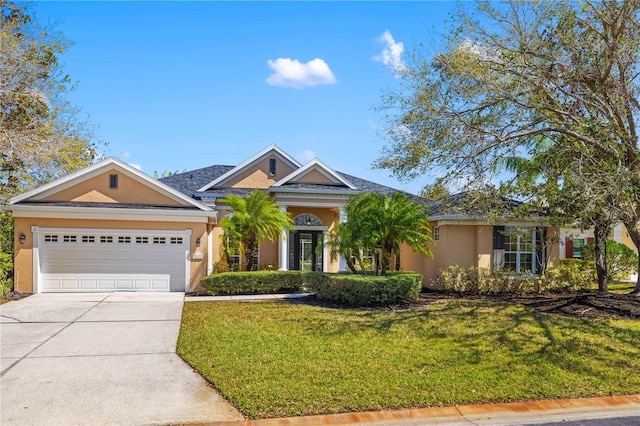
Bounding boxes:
[6,145,559,293]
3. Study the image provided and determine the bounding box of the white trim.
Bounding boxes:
[32,226,40,294]
[185,229,192,292]
[197,145,302,191]
[36,227,190,236]
[271,187,358,195]
[32,227,191,293]
[9,205,212,223]
[272,159,357,190]
[323,232,329,273]
[9,158,211,211]
[279,206,288,271]
[207,229,214,275]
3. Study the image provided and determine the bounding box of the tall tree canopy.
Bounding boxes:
[1,0,101,284]
[1,0,100,201]
[377,0,640,293]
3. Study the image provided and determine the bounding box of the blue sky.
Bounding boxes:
[33,1,459,194]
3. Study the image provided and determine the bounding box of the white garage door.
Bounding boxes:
[39,229,187,292]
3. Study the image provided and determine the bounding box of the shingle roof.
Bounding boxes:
[159,165,234,197]
[159,164,408,200]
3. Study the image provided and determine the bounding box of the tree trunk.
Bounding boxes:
[624,223,640,295]
[345,255,357,274]
[244,232,257,272]
[593,223,609,293]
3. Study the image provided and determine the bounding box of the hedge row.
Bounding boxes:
[431,260,594,294]
[311,272,423,306]
[200,270,423,306]
[200,270,323,295]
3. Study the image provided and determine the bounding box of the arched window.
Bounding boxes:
[293,214,323,227]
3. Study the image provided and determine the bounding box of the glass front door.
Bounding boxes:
[290,231,323,271]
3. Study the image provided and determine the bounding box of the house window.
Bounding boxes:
[118,236,131,244]
[351,248,375,271]
[153,237,166,244]
[225,236,258,270]
[433,226,440,241]
[109,174,118,189]
[136,236,149,244]
[170,237,183,245]
[503,227,536,275]
[269,158,276,176]
[100,236,114,243]
[44,235,58,243]
[82,235,95,243]
[63,235,77,243]
[573,238,585,258]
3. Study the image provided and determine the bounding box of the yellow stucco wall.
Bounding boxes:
[294,169,334,185]
[13,217,207,293]
[225,155,296,188]
[39,170,183,206]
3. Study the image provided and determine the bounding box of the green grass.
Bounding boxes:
[604,281,636,294]
[177,300,640,419]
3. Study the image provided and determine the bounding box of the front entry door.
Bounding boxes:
[292,231,323,271]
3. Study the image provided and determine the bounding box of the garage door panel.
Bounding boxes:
[40,230,186,292]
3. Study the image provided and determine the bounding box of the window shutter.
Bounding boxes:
[565,237,574,258]
[587,237,595,244]
[493,226,505,250]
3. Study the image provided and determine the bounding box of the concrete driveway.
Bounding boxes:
[0,292,243,425]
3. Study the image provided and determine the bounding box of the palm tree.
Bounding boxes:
[221,190,294,271]
[343,192,433,275]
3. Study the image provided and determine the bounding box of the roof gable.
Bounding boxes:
[197,145,301,191]
[272,159,357,189]
[10,158,211,211]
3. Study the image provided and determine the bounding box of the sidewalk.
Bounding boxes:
[202,395,640,426]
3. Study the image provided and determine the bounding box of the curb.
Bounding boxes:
[200,395,640,426]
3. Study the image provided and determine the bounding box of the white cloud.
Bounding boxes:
[297,150,316,164]
[128,163,142,171]
[266,58,336,89]
[373,30,405,77]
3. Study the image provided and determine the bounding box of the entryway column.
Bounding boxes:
[279,205,288,271]
[339,205,347,272]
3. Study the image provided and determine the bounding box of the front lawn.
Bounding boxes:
[177,299,640,419]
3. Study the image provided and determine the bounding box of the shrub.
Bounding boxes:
[432,262,595,294]
[201,271,323,295]
[536,259,594,293]
[582,239,638,281]
[432,266,535,294]
[0,252,13,299]
[310,272,422,306]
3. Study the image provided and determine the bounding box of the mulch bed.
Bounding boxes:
[398,292,640,320]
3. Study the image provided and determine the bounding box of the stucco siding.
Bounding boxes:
[13,216,207,293]
[294,169,335,185]
[39,171,183,206]
[225,155,296,189]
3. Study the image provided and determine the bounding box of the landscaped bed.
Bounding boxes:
[177,294,640,419]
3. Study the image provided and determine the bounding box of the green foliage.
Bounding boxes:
[328,192,432,275]
[376,0,640,293]
[582,240,638,281]
[200,270,323,295]
[311,272,422,306]
[221,190,294,272]
[0,251,13,298]
[433,262,594,294]
[537,259,594,293]
[432,266,535,294]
